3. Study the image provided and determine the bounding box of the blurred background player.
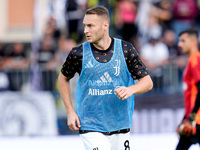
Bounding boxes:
[58,6,153,150]
[176,28,200,150]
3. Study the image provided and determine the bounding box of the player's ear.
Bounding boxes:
[103,20,109,30]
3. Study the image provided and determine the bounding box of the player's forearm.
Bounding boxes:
[129,75,153,95]
[58,72,74,114]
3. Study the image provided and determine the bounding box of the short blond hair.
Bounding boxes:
[85,6,110,22]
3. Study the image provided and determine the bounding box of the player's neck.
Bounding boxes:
[93,36,112,51]
[189,47,199,56]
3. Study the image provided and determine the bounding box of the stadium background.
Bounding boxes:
[0,0,200,149]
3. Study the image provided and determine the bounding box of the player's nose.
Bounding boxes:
[84,27,89,34]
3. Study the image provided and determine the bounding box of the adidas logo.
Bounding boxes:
[85,60,94,68]
[88,72,113,87]
[97,72,113,83]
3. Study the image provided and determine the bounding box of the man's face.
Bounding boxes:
[83,14,106,43]
[178,33,192,54]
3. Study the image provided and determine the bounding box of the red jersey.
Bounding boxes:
[183,51,200,124]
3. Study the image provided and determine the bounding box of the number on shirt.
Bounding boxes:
[124,140,130,150]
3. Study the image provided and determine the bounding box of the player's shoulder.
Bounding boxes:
[68,44,83,58]
[116,38,138,55]
[119,39,136,51]
[117,38,132,46]
[71,44,83,53]
[189,51,200,67]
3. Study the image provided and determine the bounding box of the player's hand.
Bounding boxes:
[67,111,81,131]
[176,113,196,136]
[114,86,133,100]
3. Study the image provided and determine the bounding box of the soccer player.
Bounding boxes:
[58,6,153,150]
[176,28,200,150]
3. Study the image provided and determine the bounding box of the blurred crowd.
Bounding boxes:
[0,0,200,92]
